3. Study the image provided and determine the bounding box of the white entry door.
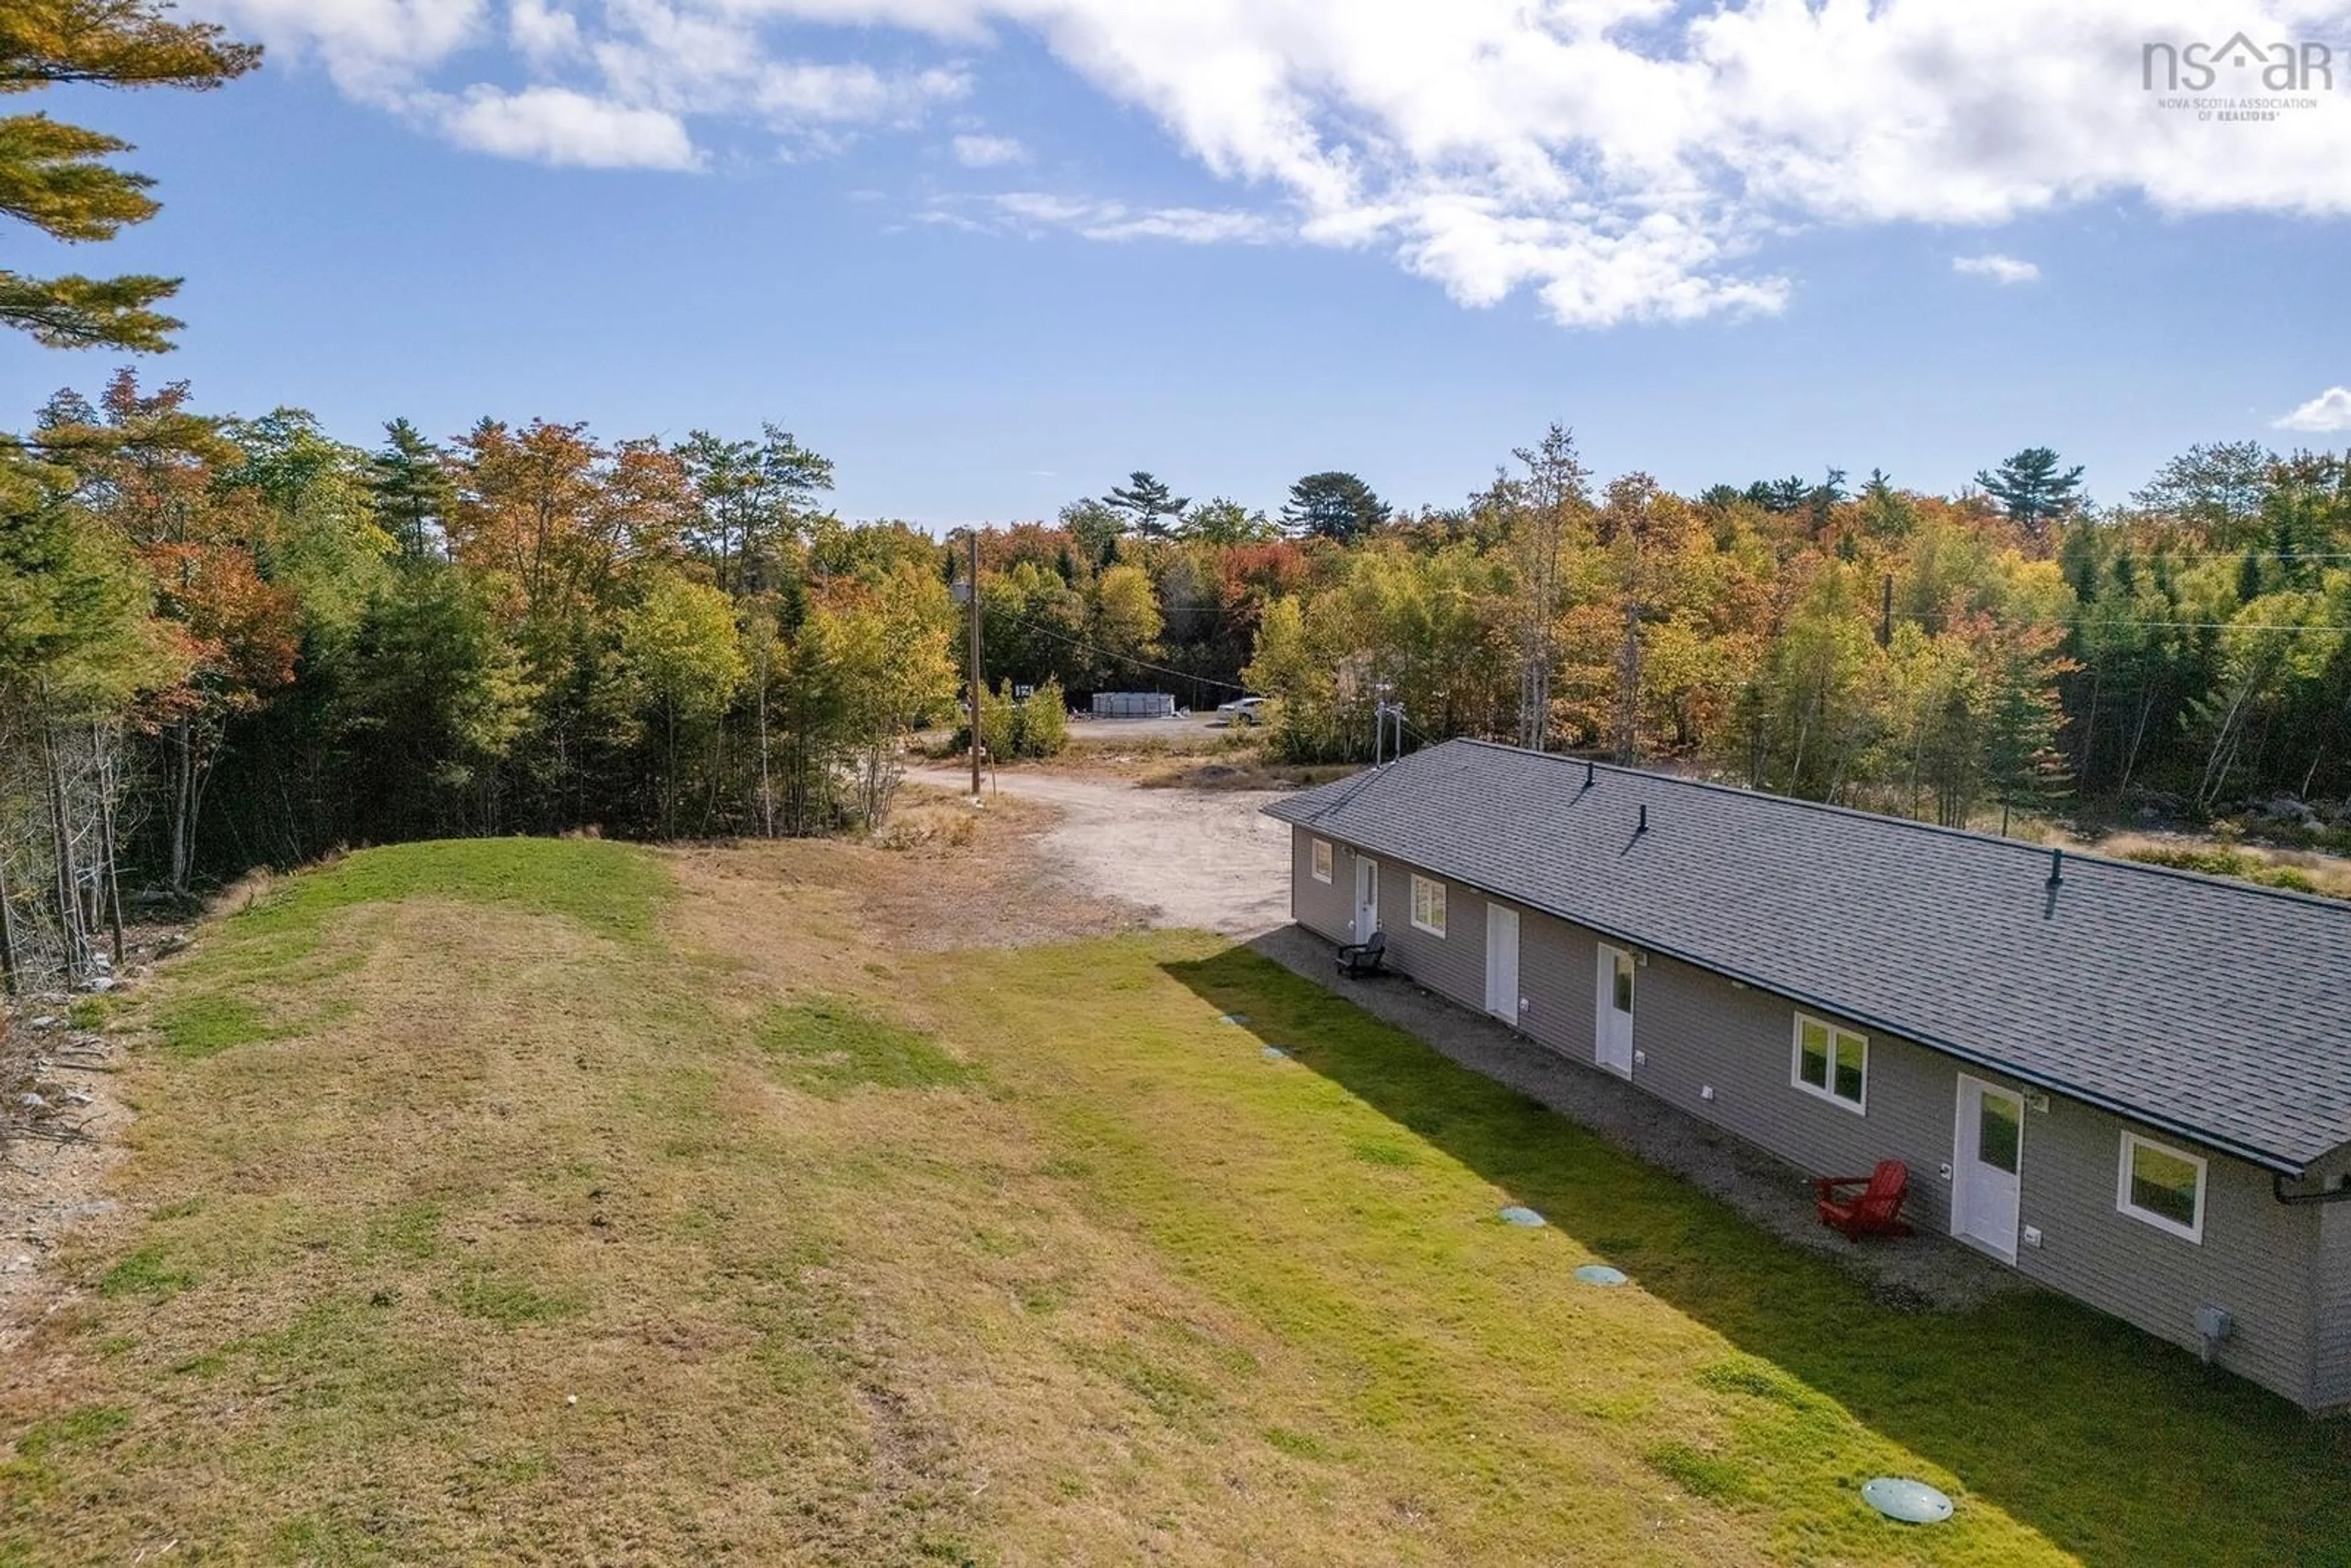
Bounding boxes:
[1484,904,1520,1025]
[1353,857,1381,943]
[1594,944,1635,1077]
[1953,1076,2024,1262]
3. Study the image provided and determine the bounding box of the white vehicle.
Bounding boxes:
[1216,695,1268,724]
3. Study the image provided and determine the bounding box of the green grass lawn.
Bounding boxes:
[6,838,2348,1564]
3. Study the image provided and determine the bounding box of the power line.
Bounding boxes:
[1003,609,1251,694]
[2084,550,2351,562]
[2063,618,2351,634]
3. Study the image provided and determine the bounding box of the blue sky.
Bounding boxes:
[9,2,2351,527]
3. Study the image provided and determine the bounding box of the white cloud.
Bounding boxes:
[951,132,1027,167]
[2274,387,2351,433]
[195,0,963,162]
[966,190,1279,244]
[196,0,488,96]
[1953,253,2041,284]
[509,0,582,64]
[757,62,967,124]
[190,0,2351,327]
[433,85,701,168]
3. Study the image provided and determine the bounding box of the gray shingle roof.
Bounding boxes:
[1265,739,2351,1174]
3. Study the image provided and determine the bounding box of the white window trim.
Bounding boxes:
[2117,1131,2207,1244]
[1310,839,1333,883]
[1789,1013,1869,1116]
[1409,874,1447,937]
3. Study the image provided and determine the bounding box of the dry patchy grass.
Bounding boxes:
[1132,760,1359,792]
[2088,831,2351,900]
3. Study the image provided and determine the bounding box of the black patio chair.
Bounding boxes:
[1336,930,1387,977]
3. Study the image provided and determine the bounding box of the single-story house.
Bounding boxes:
[1264,738,2351,1411]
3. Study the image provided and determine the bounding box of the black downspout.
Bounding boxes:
[2272,1172,2351,1206]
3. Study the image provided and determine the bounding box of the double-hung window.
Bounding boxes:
[1409,874,1447,936]
[1791,1014,1867,1112]
[1311,839,1333,883]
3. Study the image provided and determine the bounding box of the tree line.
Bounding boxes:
[0,373,983,987]
[1014,435,2349,845]
[1226,435,2351,834]
[9,384,2350,995]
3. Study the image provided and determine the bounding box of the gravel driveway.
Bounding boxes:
[904,767,1294,936]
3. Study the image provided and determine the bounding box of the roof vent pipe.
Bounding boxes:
[1637,803,1649,835]
[1583,760,1595,789]
[2047,848,2064,887]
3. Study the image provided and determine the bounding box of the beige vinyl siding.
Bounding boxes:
[1630,954,1955,1197]
[1510,902,1603,1062]
[1632,943,2324,1404]
[1290,827,1354,944]
[2315,1190,2351,1409]
[2012,1094,2319,1403]
[1284,831,2331,1407]
[1375,859,1482,1002]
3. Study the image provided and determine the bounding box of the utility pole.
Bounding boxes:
[1371,686,1406,766]
[966,528,984,798]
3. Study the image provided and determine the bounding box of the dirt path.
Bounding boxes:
[905,768,1293,936]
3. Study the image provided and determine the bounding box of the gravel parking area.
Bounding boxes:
[904,765,1293,935]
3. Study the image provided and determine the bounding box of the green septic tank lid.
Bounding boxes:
[1861,1477,1952,1524]
[1498,1206,1546,1227]
[1573,1264,1629,1286]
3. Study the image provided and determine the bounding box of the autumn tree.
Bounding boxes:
[1059,498,1123,566]
[1857,470,1916,538]
[1244,542,1514,762]
[2130,441,2271,542]
[37,372,296,892]
[1187,496,1277,544]
[980,560,1089,693]
[1483,423,1593,750]
[449,418,606,628]
[605,571,746,835]
[0,0,259,351]
[777,566,955,830]
[1088,563,1164,685]
[0,473,180,984]
[677,424,832,595]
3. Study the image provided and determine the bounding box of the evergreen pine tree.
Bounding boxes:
[1974,447,2085,544]
[0,1,261,350]
[1101,471,1189,539]
[371,419,457,561]
[1280,471,1389,541]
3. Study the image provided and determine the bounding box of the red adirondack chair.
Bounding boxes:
[1815,1159,1914,1242]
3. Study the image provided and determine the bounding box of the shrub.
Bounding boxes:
[949,678,1068,759]
[1020,680,1070,756]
